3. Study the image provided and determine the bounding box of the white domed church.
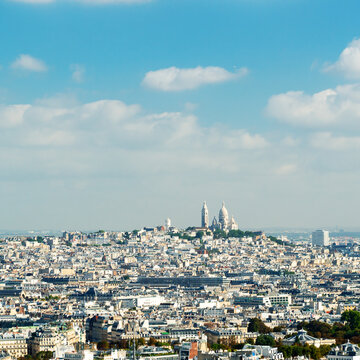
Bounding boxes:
[203,201,238,231]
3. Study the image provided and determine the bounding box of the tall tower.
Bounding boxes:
[201,201,209,228]
[219,201,229,230]
[312,230,330,246]
[165,218,171,231]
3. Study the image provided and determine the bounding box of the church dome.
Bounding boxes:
[219,202,228,221]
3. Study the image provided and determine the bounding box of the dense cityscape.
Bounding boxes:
[2,1,360,360]
[0,203,359,360]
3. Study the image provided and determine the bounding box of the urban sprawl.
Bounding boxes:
[0,203,359,360]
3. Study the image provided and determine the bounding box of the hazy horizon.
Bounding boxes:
[1,0,360,230]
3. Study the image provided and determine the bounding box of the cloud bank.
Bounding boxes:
[9,0,150,4]
[310,132,360,150]
[143,66,248,91]
[266,84,360,127]
[0,98,267,175]
[11,54,48,72]
[324,38,360,79]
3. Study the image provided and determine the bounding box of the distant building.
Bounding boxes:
[201,202,209,228]
[243,344,284,360]
[219,202,229,230]
[229,215,239,230]
[205,328,251,346]
[179,342,198,360]
[234,294,291,308]
[327,342,360,360]
[30,328,61,356]
[136,276,230,287]
[283,329,335,348]
[0,335,28,358]
[312,230,330,246]
[165,218,171,231]
[206,201,238,231]
[63,350,94,360]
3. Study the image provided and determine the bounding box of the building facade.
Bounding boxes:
[327,342,360,360]
[312,230,330,246]
[0,335,28,358]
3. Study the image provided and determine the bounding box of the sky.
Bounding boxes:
[1,0,360,231]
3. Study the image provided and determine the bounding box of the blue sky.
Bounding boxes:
[1,0,360,231]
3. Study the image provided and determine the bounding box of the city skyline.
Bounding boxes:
[1,0,360,229]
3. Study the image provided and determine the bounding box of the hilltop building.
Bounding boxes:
[165,218,171,231]
[219,202,229,230]
[201,202,209,228]
[204,201,238,231]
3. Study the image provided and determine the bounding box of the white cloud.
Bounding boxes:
[71,64,85,83]
[184,102,198,112]
[208,128,268,150]
[142,66,248,91]
[78,100,141,125]
[25,129,76,146]
[74,0,150,3]
[275,164,297,175]
[0,98,267,157]
[266,84,360,127]
[3,97,360,229]
[282,136,300,147]
[0,104,30,127]
[11,54,48,72]
[10,0,53,3]
[9,0,150,4]
[310,132,360,150]
[324,38,360,79]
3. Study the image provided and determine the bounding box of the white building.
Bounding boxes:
[207,202,239,231]
[229,215,239,230]
[201,202,209,228]
[219,202,229,230]
[165,218,171,231]
[327,342,360,360]
[120,295,165,309]
[234,294,291,307]
[312,230,330,246]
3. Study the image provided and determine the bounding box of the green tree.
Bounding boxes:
[298,320,332,338]
[211,343,222,351]
[196,231,204,239]
[213,229,226,239]
[273,326,284,332]
[255,334,275,346]
[248,318,271,334]
[227,230,245,238]
[34,352,53,360]
[319,345,332,358]
[97,341,110,350]
[117,339,128,349]
[341,310,360,331]
[278,345,292,359]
